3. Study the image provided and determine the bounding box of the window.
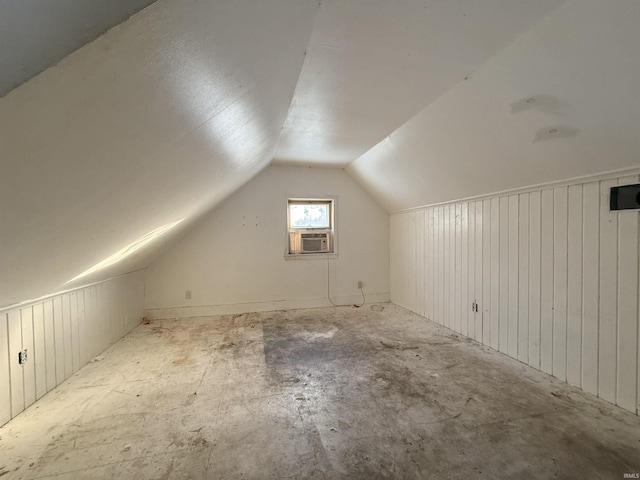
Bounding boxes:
[287,198,335,255]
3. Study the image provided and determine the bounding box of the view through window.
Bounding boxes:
[287,199,334,255]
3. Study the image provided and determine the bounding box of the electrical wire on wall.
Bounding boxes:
[327,253,365,307]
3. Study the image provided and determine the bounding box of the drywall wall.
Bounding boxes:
[0,270,145,426]
[144,166,389,317]
[347,0,640,211]
[0,0,319,308]
[390,170,640,415]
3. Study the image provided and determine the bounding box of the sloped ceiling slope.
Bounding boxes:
[0,0,157,96]
[0,0,319,308]
[347,0,640,211]
[274,0,565,166]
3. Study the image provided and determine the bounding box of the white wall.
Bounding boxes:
[0,270,145,426]
[144,166,390,317]
[390,170,640,415]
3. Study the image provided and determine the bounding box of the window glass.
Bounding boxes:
[289,203,330,228]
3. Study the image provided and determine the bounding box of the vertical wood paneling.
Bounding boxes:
[474,201,483,342]
[553,187,568,381]
[410,211,418,316]
[7,310,24,417]
[388,170,640,416]
[453,203,462,332]
[32,303,47,400]
[21,307,36,408]
[84,286,97,360]
[389,214,399,305]
[69,291,80,373]
[540,189,554,374]
[468,202,476,339]
[402,213,415,311]
[582,182,600,395]
[431,208,436,322]
[407,212,416,312]
[599,179,618,403]
[425,208,434,320]
[0,313,11,425]
[406,212,416,313]
[416,210,425,317]
[1,271,144,426]
[482,199,491,345]
[518,194,530,364]
[430,209,435,320]
[443,205,450,328]
[53,296,65,385]
[461,203,469,337]
[390,214,401,306]
[436,207,443,324]
[455,204,462,334]
[616,175,639,412]
[451,206,456,331]
[528,191,542,370]
[43,299,56,392]
[499,197,509,353]
[424,211,430,319]
[435,206,444,325]
[508,195,519,358]
[490,197,500,350]
[96,283,107,351]
[567,184,584,388]
[78,291,87,366]
[62,294,73,379]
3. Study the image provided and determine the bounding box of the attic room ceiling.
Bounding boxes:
[0,0,319,308]
[274,0,565,166]
[347,0,640,210]
[2,0,639,309]
[0,0,157,96]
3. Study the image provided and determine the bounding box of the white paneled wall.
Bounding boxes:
[390,171,640,415]
[0,270,145,426]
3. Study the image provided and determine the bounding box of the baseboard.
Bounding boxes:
[144,293,391,319]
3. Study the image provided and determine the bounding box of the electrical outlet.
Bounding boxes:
[357,281,363,289]
[185,290,192,300]
[18,349,27,365]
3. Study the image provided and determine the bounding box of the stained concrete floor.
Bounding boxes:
[1,304,639,479]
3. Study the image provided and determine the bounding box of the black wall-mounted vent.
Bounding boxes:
[610,184,640,211]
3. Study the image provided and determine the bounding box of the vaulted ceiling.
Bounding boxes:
[273,0,563,166]
[1,0,639,308]
[0,0,157,96]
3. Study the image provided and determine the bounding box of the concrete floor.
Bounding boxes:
[1,304,639,479]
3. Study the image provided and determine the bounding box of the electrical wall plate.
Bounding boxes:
[610,184,640,210]
[18,349,28,365]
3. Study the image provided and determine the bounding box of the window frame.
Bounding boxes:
[285,197,337,258]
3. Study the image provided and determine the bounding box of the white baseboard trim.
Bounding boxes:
[144,293,391,319]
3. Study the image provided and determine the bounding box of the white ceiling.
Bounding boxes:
[0,0,319,307]
[2,0,639,308]
[274,0,565,166]
[347,0,640,211]
[0,0,157,96]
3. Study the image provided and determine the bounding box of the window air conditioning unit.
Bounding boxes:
[300,233,330,253]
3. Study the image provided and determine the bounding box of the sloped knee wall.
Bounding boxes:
[0,270,145,426]
[390,170,640,415]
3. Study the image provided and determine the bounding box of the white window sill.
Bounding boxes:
[284,253,338,261]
